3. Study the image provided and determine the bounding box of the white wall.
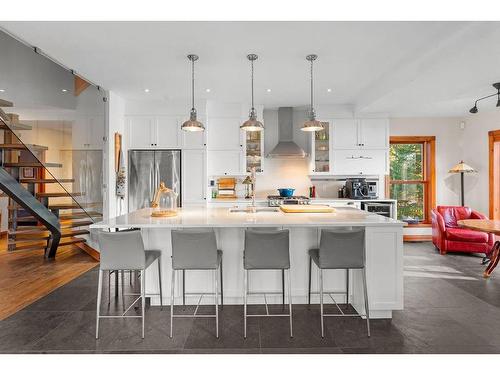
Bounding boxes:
[461,111,500,215]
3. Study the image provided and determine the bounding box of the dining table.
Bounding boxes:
[458,219,500,278]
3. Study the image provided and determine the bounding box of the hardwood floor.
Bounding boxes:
[0,234,98,320]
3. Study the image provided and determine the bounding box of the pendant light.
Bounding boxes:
[181,54,205,132]
[301,54,324,132]
[241,54,264,132]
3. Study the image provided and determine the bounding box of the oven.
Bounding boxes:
[361,201,394,219]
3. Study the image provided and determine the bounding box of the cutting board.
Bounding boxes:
[280,204,335,213]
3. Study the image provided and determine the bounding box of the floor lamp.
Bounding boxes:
[448,161,476,206]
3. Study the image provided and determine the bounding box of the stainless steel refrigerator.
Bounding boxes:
[128,150,181,212]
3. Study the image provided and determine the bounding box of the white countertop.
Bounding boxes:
[207,197,396,204]
[90,206,404,229]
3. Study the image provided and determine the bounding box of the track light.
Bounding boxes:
[469,82,500,114]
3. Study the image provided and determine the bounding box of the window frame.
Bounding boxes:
[387,136,436,225]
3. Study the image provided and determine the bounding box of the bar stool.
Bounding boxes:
[96,229,163,339]
[308,228,370,337]
[170,229,223,338]
[243,229,292,338]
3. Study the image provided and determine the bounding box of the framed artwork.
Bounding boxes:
[21,167,35,179]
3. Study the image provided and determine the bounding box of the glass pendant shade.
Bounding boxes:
[181,108,205,131]
[182,54,204,132]
[301,54,324,132]
[241,54,264,132]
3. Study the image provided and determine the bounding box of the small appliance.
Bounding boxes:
[268,195,310,207]
[343,178,370,200]
[361,201,394,219]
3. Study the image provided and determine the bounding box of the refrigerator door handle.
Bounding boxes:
[155,162,160,188]
[149,165,154,202]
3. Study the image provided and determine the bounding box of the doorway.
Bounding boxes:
[490,130,500,219]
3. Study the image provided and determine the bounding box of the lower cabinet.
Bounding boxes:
[182,149,206,204]
[208,150,244,176]
[332,149,389,176]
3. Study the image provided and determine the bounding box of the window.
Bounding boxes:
[388,136,436,224]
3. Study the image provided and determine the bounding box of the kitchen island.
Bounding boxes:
[90,206,404,318]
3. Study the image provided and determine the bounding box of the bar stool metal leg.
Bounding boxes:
[170,269,175,338]
[319,268,324,338]
[157,259,163,309]
[308,256,312,307]
[141,270,145,339]
[362,268,370,337]
[244,269,248,339]
[287,269,293,337]
[220,257,224,308]
[214,269,219,338]
[282,269,285,306]
[182,270,186,307]
[346,269,349,306]
[95,270,103,339]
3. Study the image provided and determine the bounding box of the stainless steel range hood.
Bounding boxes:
[267,107,308,158]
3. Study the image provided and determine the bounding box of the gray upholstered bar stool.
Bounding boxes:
[170,229,223,338]
[95,229,163,339]
[243,229,293,338]
[308,228,370,338]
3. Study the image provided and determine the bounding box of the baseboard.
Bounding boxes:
[75,242,100,261]
[403,235,432,242]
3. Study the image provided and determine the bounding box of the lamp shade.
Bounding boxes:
[449,161,476,173]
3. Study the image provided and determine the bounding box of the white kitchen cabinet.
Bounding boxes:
[332,118,388,149]
[243,129,265,173]
[208,150,244,176]
[70,115,104,150]
[332,149,389,176]
[127,116,181,149]
[207,118,243,151]
[127,116,155,148]
[156,116,180,148]
[358,119,389,149]
[182,149,206,203]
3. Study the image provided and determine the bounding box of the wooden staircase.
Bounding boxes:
[0,99,102,258]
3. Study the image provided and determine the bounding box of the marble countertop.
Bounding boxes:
[90,206,405,229]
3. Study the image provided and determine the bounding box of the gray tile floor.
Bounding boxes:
[2,242,500,354]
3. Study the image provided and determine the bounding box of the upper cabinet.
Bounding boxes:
[207,117,242,151]
[331,118,389,149]
[71,115,104,150]
[127,116,183,149]
[310,117,389,176]
[310,122,331,174]
[244,130,264,173]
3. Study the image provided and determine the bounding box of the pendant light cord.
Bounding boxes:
[310,58,314,113]
[191,58,195,111]
[251,58,255,110]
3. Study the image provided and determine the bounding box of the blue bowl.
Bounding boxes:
[278,188,295,197]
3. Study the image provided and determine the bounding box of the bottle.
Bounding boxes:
[311,185,316,198]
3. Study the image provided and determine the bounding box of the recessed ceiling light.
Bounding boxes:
[266,88,272,93]
[327,88,332,92]
[0,89,5,92]
[205,88,211,93]
[61,89,68,93]
[144,88,150,93]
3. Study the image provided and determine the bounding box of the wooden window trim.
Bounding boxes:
[388,136,436,225]
[489,130,500,219]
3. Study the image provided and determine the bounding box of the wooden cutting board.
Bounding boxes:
[280,204,335,213]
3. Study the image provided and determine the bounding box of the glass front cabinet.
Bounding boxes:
[310,121,331,174]
[244,130,264,173]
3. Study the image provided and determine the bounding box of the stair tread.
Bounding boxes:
[49,202,102,210]
[9,237,87,251]
[3,162,62,168]
[10,229,90,241]
[9,220,94,235]
[0,144,48,151]
[0,99,13,107]
[0,122,32,131]
[19,178,75,183]
[36,192,83,198]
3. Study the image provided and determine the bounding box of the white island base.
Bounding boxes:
[91,207,404,319]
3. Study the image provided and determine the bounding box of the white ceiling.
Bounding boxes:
[1,21,500,117]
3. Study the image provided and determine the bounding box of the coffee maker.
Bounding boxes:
[343,178,370,199]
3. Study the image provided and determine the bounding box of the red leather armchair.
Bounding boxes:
[432,206,495,256]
